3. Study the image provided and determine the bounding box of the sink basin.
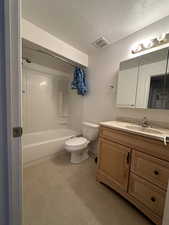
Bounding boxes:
[125,125,163,135]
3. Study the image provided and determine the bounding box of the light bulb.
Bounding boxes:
[131,43,142,54]
[157,33,166,42]
[142,39,154,49]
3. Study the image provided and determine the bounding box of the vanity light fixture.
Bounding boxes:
[131,32,169,54]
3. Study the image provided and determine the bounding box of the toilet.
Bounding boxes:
[65,122,99,163]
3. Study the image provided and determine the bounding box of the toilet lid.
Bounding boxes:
[65,137,89,151]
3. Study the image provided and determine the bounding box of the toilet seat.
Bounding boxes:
[65,137,89,151]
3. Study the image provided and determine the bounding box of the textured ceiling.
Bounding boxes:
[22,0,169,53]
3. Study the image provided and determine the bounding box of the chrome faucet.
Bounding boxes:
[140,117,151,128]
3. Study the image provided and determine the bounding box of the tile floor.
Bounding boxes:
[23,152,153,225]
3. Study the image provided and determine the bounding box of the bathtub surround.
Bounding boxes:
[69,87,84,132]
[83,15,169,124]
[22,63,70,133]
[22,62,83,133]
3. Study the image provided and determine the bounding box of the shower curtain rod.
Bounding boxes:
[22,46,85,68]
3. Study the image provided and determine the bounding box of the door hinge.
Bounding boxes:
[13,127,23,138]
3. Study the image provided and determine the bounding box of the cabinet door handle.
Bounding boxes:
[126,152,130,164]
[154,170,159,175]
[151,197,156,202]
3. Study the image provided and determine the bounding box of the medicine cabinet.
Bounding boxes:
[117,47,169,109]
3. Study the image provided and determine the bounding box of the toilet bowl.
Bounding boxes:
[65,137,89,163]
[65,122,99,163]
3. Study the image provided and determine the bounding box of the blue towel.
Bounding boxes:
[71,67,88,96]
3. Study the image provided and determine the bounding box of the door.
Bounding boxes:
[0,1,9,224]
[99,139,131,191]
[116,58,139,108]
[4,0,22,225]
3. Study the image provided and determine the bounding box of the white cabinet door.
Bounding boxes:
[136,60,166,108]
[117,60,139,108]
[136,49,168,109]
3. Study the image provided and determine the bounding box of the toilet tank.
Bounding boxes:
[82,122,99,141]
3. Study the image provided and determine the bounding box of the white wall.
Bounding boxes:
[84,15,169,124]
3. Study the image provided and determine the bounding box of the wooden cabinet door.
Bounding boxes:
[99,139,131,192]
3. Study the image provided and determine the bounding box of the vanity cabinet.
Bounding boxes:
[97,126,169,225]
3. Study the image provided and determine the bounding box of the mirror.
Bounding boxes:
[117,47,169,110]
[136,48,169,109]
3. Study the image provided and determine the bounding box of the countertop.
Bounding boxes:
[100,121,169,144]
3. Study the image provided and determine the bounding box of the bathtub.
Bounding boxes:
[22,128,79,165]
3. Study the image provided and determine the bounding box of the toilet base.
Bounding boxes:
[70,148,89,164]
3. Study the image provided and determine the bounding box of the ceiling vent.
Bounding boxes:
[92,37,110,48]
